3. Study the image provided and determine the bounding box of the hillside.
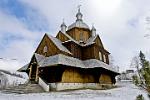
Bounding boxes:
[0,70,28,87]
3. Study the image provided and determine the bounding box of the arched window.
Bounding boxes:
[99,52,102,61]
[80,32,83,41]
[103,54,107,63]
[43,46,48,56]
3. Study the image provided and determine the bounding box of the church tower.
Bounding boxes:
[66,7,92,43]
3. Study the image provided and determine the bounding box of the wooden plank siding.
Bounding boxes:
[55,27,110,64]
[82,45,95,60]
[35,34,70,57]
[66,28,91,42]
[39,66,113,84]
[35,34,60,57]
[56,31,69,42]
[62,41,109,64]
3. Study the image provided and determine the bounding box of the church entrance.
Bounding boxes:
[30,64,37,82]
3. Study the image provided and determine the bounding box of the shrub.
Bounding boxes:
[136,94,144,100]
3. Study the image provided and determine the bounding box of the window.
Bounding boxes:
[80,32,83,41]
[99,52,102,61]
[43,46,48,56]
[103,55,107,63]
[43,46,48,53]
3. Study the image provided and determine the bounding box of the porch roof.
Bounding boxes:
[19,53,119,74]
[35,54,119,74]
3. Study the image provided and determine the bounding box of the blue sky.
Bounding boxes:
[0,0,49,31]
[0,0,150,71]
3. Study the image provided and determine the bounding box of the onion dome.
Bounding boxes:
[60,19,67,33]
[91,25,96,36]
[68,6,89,30]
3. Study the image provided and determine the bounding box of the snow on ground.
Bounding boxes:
[1,72,27,87]
[0,81,149,100]
[6,73,27,86]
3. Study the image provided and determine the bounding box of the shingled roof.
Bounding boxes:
[19,53,118,74]
[61,32,96,47]
[17,63,29,72]
[35,53,118,74]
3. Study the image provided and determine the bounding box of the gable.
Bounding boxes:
[56,31,70,42]
[56,31,80,46]
[18,54,38,74]
[35,34,71,57]
[35,34,61,56]
[94,35,104,48]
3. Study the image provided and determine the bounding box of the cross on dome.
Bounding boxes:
[76,5,83,21]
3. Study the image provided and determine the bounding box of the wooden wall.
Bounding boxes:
[94,36,104,48]
[35,34,60,57]
[99,74,112,84]
[67,28,91,42]
[63,42,82,59]
[82,45,95,60]
[39,66,114,84]
[61,68,95,83]
[61,67,113,84]
[56,31,69,42]
[35,34,70,57]
[55,27,110,64]
[62,41,109,64]
[39,66,64,83]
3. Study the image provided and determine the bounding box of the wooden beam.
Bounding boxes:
[29,65,32,80]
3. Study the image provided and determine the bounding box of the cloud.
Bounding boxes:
[0,1,48,71]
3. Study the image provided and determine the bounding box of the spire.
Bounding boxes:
[76,5,83,21]
[91,24,96,36]
[60,19,67,33]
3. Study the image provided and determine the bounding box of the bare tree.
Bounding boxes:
[130,56,144,86]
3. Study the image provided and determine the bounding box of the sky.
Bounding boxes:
[0,0,150,71]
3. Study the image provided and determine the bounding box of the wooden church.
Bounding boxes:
[18,8,119,91]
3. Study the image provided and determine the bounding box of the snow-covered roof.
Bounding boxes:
[35,54,118,74]
[68,20,90,30]
[85,35,97,44]
[62,32,80,44]
[34,53,45,63]
[83,35,98,46]
[47,34,71,54]
[17,63,29,72]
[61,32,96,47]
[0,72,3,76]
[83,59,117,73]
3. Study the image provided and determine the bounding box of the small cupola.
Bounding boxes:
[76,6,83,21]
[60,19,67,33]
[91,25,96,37]
[68,5,90,30]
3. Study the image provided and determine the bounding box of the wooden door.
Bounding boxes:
[30,64,37,81]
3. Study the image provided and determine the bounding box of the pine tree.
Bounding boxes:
[142,61,150,92]
[138,51,150,93]
[139,51,146,67]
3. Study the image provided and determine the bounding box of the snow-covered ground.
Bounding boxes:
[0,71,27,87]
[0,81,149,100]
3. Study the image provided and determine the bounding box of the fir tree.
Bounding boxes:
[139,51,146,67]
[138,51,150,93]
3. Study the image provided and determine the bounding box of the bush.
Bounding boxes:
[136,94,144,100]
[132,75,139,86]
